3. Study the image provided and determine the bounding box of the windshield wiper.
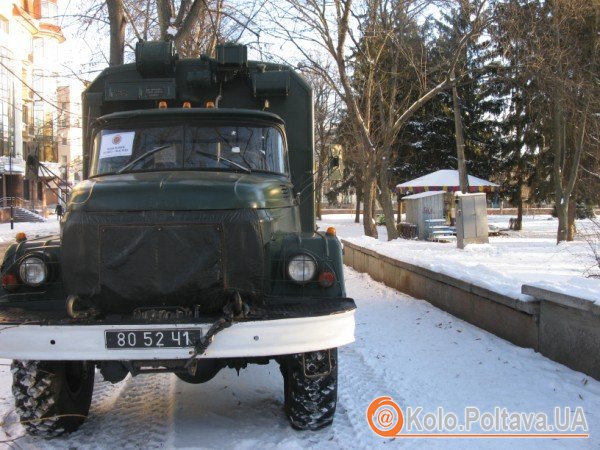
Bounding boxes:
[116,144,172,174]
[191,149,252,173]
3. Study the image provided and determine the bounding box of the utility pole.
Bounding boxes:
[451,68,469,194]
[9,82,15,230]
[64,159,68,205]
[9,149,13,229]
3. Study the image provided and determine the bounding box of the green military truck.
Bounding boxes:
[0,42,356,437]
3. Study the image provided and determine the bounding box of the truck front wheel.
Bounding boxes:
[282,348,338,430]
[11,360,95,437]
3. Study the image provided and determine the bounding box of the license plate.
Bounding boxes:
[105,329,202,349]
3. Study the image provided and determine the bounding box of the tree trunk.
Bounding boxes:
[354,187,362,223]
[555,194,568,243]
[516,196,523,231]
[378,159,399,240]
[371,193,377,222]
[452,69,469,194]
[316,197,322,220]
[362,170,378,238]
[206,0,223,56]
[567,198,577,241]
[106,0,126,66]
[156,0,173,40]
[515,177,523,231]
[315,168,324,221]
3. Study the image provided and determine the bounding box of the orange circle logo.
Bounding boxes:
[366,396,404,437]
[112,135,122,145]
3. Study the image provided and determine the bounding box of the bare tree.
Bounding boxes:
[300,64,342,220]
[68,0,262,67]
[269,0,488,238]
[155,0,225,56]
[106,0,127,66]
[497,0,599,243]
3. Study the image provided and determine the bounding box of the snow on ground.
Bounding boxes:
[0,268,599,448]
[0,215,597,447]
[322,214,599,302]
[0,221,60,244]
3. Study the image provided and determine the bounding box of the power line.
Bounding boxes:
[0,58,78,118]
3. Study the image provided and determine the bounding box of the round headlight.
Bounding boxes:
[287,253,317,283]
[19,257,47,286]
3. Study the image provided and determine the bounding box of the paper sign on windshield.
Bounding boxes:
[99,132,135,159]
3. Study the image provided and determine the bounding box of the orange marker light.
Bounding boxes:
[15,232,27,242]
[326,227,336,236]
[158,101,168,109]
[182,101,191,108]
[205,101,215,108]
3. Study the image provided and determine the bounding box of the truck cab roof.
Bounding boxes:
[94,108,285,126]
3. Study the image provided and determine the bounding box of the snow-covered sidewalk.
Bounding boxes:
[0,221,60,244]
[1,268,599,449]
[321,214,599,303]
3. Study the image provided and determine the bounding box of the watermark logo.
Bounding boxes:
[366,397,404,437]
[366,397,589,439]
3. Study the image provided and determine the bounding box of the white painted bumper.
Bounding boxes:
[0,310,355,360]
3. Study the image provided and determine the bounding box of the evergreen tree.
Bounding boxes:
[393,1,503,187]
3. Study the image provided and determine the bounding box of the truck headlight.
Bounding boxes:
[287,253,317,283]
[19,257,47,286]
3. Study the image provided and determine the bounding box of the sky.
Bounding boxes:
[56,0,111,85]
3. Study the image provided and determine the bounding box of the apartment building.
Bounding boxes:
[0,0,64,216]
[57,83,83,186]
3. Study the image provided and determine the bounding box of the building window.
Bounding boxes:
[41,1,58,22]
[61,137,67,145]
[61,155,67,164]
[0,46,15,156]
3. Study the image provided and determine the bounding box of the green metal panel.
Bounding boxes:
[82,49,315,232]
[253,71,290,97]
[104,80,177,101]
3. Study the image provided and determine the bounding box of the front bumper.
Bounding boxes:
[0,309,355,360]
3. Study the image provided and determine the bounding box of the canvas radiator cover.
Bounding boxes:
[61,209,264,314]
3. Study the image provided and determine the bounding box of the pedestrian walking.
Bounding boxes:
[55,203,64,220]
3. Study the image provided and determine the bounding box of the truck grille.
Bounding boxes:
[61,210,264,314]
[100,224,223,303]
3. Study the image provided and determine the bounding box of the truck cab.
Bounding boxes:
[0,41,355,437]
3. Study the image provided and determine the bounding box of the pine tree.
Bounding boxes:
[393,1,503,189]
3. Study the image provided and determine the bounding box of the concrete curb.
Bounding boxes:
[342,239,600,380]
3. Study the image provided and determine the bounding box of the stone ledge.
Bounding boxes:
[522,284,600,317]
[342,239,538,316]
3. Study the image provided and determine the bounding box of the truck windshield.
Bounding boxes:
[89,123,288,176]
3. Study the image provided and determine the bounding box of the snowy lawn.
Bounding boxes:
[0,268,598,448]
[320,214,599,302]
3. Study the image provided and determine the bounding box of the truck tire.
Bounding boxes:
[282,348,338,430]
[11,360,95,437]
